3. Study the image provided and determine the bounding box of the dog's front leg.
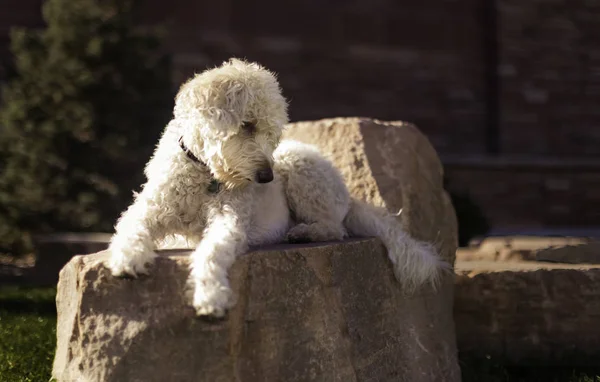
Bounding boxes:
[108,197,163,278]
[189,205,249,317]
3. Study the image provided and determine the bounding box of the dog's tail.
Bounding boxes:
[343,198,450,292]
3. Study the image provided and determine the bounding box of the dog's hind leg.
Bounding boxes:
[286,222,347,243]
[276,142,351,244]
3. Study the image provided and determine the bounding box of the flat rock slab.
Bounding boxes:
[455,262,600,366]
[471,236,592,253]
[53,239,460,382]
[455,260,600,275]
[535,242,600,264]
[457,239,600,264]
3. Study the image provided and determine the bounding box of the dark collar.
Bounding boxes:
[178,136,202,163]
[178,136,222,194]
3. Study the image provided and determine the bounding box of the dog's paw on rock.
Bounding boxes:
[192,283,234,318]
[107,252,157,278]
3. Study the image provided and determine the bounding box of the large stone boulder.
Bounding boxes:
[53,240,460,382]
[53,117,460,381]
[284,117,457,264]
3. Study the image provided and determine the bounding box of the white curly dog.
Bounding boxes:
[108,58,447,317]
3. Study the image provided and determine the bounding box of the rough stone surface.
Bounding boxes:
[455,261,600,366]
[53,239,460,382]
[284,117,457,265]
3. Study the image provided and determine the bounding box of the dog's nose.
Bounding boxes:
[256,167,274,183]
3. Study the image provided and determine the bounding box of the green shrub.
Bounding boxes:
[0,0,173,255]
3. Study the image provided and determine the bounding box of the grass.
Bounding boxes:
[0,286,599,382]
[0,286,56,382]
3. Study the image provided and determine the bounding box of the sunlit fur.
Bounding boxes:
[107,58,448,317]
[173,59,285,189]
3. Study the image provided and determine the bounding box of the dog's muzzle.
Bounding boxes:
[255,167,274,183]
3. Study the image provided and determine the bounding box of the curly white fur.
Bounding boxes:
[108,58,448,317]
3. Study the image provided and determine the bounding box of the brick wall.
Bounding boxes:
[445,158,600,228]
[498,0,600,157]
[3,0,600,158]
[1,0,600,229]
[136,0,488,155]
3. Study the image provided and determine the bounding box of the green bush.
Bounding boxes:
[0,0,173,255]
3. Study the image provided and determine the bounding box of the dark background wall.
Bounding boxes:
[498,0,600,158]
[0,0,44,80]
[2,0,599,231]
[138,0,488,155]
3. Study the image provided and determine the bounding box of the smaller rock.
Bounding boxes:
[455,261,600,366]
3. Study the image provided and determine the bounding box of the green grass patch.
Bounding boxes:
[0,286,57,382]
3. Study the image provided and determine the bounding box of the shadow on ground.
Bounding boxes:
[0,286,56,315]
[460,356,600,382]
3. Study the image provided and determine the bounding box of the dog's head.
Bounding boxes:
[174,58,288,189]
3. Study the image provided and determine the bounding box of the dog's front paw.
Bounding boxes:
[192,280,234,318]
[108,250,157,278]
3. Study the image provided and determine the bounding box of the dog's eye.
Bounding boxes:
[242,121,256,134]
